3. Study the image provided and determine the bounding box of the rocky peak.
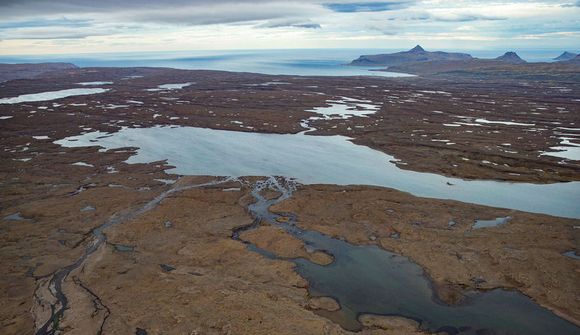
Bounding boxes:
[409,45,425,53]
[554,51,578,61]
[495,51,526,64]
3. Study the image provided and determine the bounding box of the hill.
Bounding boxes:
[554,52,577,62]
[349,45,473,66]
[495,52,526,64]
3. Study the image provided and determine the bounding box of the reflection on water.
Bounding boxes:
[563,250,580,260]
[243,177,579,335]
[472,216,512,229]
[55,126,580,218]
[0,49,414,77]
[1,49,561,77]
[0,88,109,104]
[293,229,580,335]
[145,82,194,92]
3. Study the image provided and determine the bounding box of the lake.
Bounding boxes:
[55,126,580,219]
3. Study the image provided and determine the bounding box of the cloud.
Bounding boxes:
[518,31,580,39]
[0,26,114,40]
[560,1,580,7]
[0,0,326,39]
[259,19,322,29]
[456,25,475,31]
[324,1,413,13]
[0,1,321,21]
[430,13,507,22]
[0,0,579,53]
[0,17,120,40]
[123,3,323,26]
[0,18,92,29]
[385,11,506,22]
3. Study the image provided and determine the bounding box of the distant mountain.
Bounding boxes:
[350,45,473,66]
[409,45,425,52]
[566,54,580,64]
[554,51,578,62]
[495,52,526,64]
[0,62,78,82]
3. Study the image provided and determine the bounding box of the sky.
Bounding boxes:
[0,0,578,55]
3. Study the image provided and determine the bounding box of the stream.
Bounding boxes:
[33,178,229,335]
[32,176,579,335]
[238,177,580,335]
[43,120,580,334]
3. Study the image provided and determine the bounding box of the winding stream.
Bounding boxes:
[33,178,229,335]
[32,175,579,335]
[46,123,580,334]
[241,177,580,335]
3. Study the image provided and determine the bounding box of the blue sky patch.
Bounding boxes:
[324,2,409,13]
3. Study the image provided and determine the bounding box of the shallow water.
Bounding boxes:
[541,137,580,161]
[543,146,580,161]
[145,82,194,91]
[77,81,113,86]
[55,126,580,218]
[33,179,227,335]
[80,205,96,212]
[243,177,579,335]
[293,230,580,334]
[475,118,535,126]
[472,216,511,229]
[0,88,109,104]
[306,97,381,119]
[563,250,580,260]
[113,244,135,252]
[3,212,25,221]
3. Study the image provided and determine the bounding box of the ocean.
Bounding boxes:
[0,48,566,77]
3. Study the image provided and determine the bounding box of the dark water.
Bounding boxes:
[245,177,580,335]
[293,230,579,334]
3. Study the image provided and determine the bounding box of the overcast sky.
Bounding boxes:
[0,0,578,55]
